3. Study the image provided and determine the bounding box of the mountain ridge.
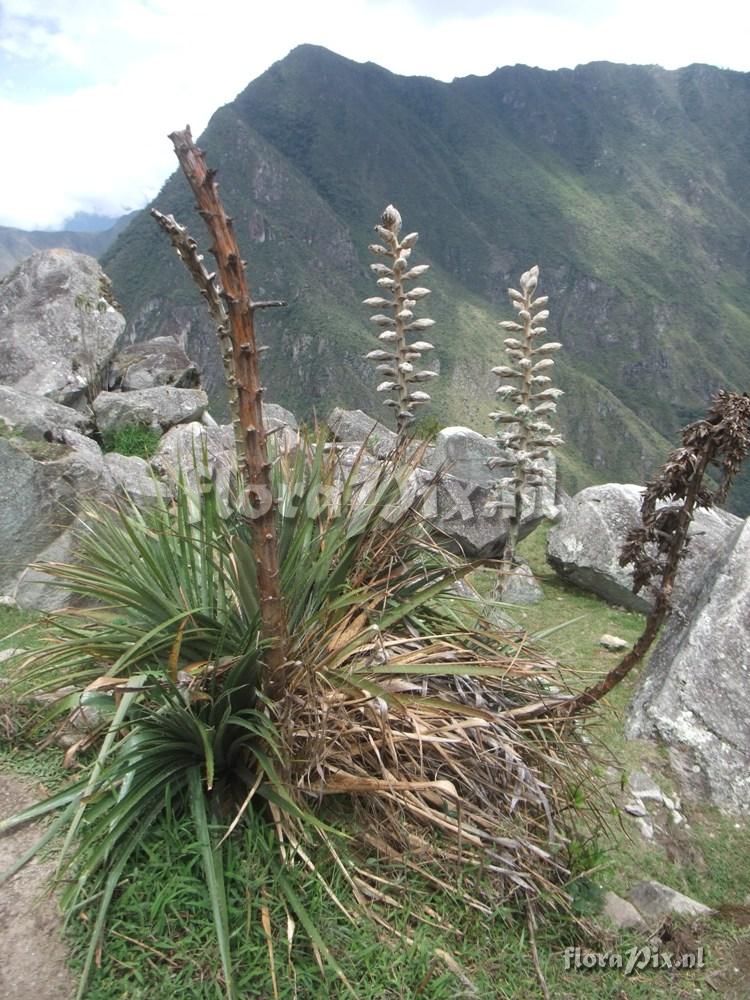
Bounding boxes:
[101,46,750,510]
[0,212,136,280]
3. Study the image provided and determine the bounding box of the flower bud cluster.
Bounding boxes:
[489,265,563,494]
[364,205,437,435]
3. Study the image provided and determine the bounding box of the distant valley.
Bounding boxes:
[0,212,135,280]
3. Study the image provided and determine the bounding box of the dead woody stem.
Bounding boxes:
[150,208,244,464]
[528,390,750,720]
[166,125,286,696]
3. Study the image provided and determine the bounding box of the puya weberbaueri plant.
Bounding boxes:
[489,265,563,593]
[363,205,438,438]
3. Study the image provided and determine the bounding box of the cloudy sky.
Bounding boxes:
[1,0,748,230]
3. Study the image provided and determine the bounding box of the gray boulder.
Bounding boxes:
[422,427,557,559]
[500,562,544,606]
[627,881,714,922]
[0,386,91,440]
[328,407,398,458]
[102,453,173,508]
[627,517,750,814]
[108,336,200,391]
[0,250,124,406]
[600,891,648,933]
[325,420,557,560]
[93,386,208,435]
[151,421,236,504]
[547,483,740,612]
[264,403,299,454]
[426,426,500,487]
[0,433,104,608]
[14,530,77,612]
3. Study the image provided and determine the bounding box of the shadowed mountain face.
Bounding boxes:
[101,45,750,510]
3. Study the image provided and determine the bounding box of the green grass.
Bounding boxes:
[100,424,162,460]
[0,604,40,653]
[102,424,161,459]
[2,524,748,999]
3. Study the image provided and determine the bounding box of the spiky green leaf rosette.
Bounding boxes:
[1,438,599,997]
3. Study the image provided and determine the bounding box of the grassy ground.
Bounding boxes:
[1,531,748,999]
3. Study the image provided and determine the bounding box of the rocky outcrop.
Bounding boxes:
[0,259,213,610]
[13,530,78,613]
[151,421,236,503]
[0,434,104,608]
[0,250,124,406]
[0,386,91,440]
[264,403,299,454]
[326,414,558,560]
[426,427,499,487]
[93,387,209,436]
[151,404,298,500]
[546,483,740,612]
[328,407,398,458]
[108,336,199,391]
[102,453,173,508]
[627,517,750,815]
[422,426,557,559]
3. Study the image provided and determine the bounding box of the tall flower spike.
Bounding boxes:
[363,205,437,437]
[489,265,564,595]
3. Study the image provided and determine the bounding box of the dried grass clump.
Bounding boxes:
[267,445,598,927]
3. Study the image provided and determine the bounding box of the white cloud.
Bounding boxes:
[0,0,748,229]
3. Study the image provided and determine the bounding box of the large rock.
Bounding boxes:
[326,420,557,559]
[102,453,173,508]
[0,386,91,440]
[627,517,750,814]
[0,250,124,406]
[328,407,397,458]
[14,531,77,612]
[151,404,298,502]
[108,336,200,391]
[0,433,104,607]
[151,421,236,504]
[627,881,714,922]
[600,891,648,933]
[547,483,740,612]
[93,386,208,435]
[264,402,299,454]
[422,427,557,559]
[426,426,500,487]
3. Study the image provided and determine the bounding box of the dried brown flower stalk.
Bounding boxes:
[163,126,287,695]
[151,209,245,465]
[552,390,750,718]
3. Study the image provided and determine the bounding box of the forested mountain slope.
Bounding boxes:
[102,46,750,508]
